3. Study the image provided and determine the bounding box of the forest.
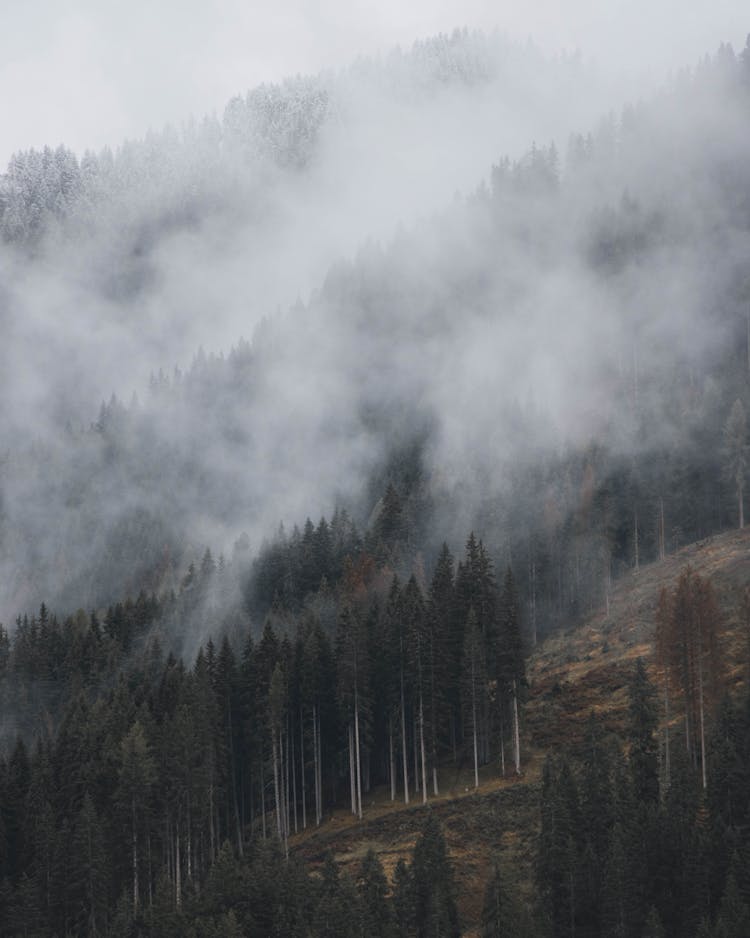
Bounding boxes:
[0,550,749,936]
[1,23,750,938]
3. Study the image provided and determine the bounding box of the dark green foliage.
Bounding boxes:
[313,853,359,938]
[411,814,460,938]
[538,755,582,938]
[358,849,396,938]
[714,869,750,938]
[628,659,659,808]
[0,547,747,938]
[481,856,536,938]
[393,858,415,938]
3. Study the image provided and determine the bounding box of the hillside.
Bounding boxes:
[287,527,750,935]
[2,26,750,938]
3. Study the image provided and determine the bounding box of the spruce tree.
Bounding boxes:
[411,814,460,938]
[628,658,659,808]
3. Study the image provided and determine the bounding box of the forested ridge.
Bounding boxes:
[1,26,750,938]
[1,529,750,936]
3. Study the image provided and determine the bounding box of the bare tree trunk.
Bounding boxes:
[131,797,139,913]
[419,690,428,805]
[147,831,152,906]
[225,701,243,856]
[208,782,215,861]
[316,708,323,824]
[312,704,320,825]
[260,757,267,840]
[354,686,363,820]
[389,715,396,801]
[499,712,505,778]
[413,713,420,794]
[698,657,707,790]
[281,729,289,858]
[664,675,671,791]
[634,507,639,572]
[286,721,292,839]
[300,707,307,830]
[166,815,172,886]
[472,680,479,790]
[260,756,267,840]
[348,723,356,815]
[175,819,181,909]
[400,671,410,804]
[186,793,192,883]
[272,732,282,841]
[512,680,521,775]
[290,718,298,834]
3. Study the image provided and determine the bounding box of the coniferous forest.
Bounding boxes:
[1,18,750,938]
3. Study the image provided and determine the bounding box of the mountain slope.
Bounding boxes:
[286,526,750,935]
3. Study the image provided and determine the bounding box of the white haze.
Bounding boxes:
[1,0,748,164]
[2,38,636,430]
[0,26,749,627]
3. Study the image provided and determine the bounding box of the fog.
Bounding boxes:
[1,21,749,634]
[2,1,748,164]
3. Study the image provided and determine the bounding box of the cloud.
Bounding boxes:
[0,1,747,165]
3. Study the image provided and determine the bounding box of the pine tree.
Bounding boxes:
[628,658,659,807]
[357,849,395,938]
[427,543,455,787]
[117,721,156,913]
[386,576,412,805]
[411,815,460,938]
[714,868,750,938]
[336,604,368,820]
[642,906,665,938]
[538,756,582,938]
[498,567,525,775]
[462,609,486,789]
[404,576,429,804]
[481,855,533,937]
[313,853,358,938]
[393,857,415,938]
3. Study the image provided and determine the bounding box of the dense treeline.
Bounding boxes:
[1,571,748,936]
[2,32,750,936]
[537,661,750,938]
[0,528,521,935]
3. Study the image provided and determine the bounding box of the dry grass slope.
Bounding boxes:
[291,527,750,936]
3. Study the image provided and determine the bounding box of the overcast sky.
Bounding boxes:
[0,1,747,165]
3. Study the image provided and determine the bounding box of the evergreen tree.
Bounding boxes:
[497,567,525,775]
[357,849,395,938]
[628,658,659,808]
[411,815,460,938]
[117,721,156,913]
[714,869,750,938]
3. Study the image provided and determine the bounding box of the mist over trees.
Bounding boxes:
[1,22,750,938]
[1,36,750,638]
